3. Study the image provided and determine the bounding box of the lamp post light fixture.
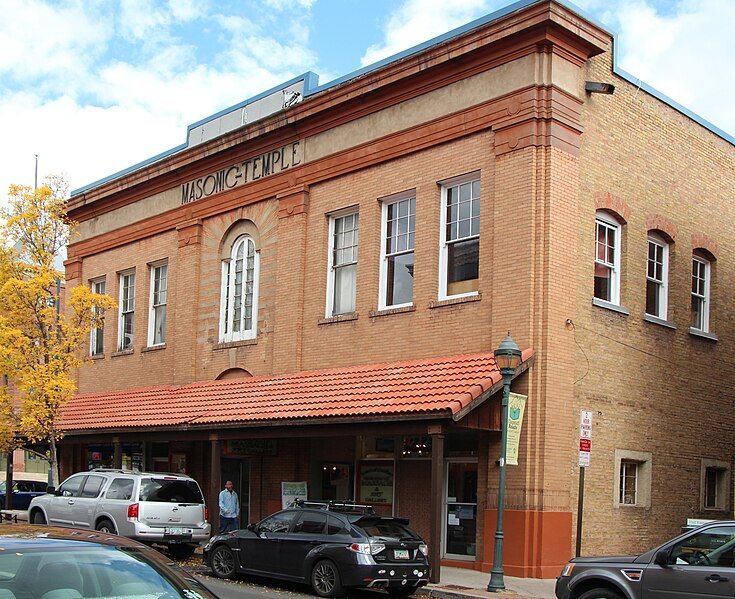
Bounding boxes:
[487,332,523,592]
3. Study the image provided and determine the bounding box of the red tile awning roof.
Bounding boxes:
[60,349,533,432]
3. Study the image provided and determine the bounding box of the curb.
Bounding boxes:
[417,586,523,599]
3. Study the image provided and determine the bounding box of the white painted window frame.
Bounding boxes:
[325,207,359,318]
[645,233,669,320]
[117,269,135,351]
[691,255,711,333]
[438,172,481,301]
[219,236,260,343]
[594,211,622,305]
[89,277,106,356]
[619,460,638,505]
[378,191,416,311]
[147,261,168,347]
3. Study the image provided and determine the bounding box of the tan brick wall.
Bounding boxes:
[572,50,735,555]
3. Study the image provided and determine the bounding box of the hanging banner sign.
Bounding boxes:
[579,410,592,467]
[506,393,527,466]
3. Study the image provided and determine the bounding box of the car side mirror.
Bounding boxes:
[654,548,670,567]
[46,486,56,495]
[247,523,256,532]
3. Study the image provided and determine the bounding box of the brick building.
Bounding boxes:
[58,0,735,580]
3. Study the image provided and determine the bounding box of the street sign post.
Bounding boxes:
[576,410,592,556]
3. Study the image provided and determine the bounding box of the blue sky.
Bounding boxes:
[0,0,733,198]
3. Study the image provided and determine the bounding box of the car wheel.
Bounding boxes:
[95,519,116,534]
[32,511,46,525]
[579,589,624,599]
[210,545,236,579]
[311,560,344,598]
[168,544,197,560]
[387,588,417,597]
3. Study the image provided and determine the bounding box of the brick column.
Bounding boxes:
[174,219,203,385]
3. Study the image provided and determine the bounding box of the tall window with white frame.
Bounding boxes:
[90,278,105,356]
[439,176,480,299]
[619,460,637,505]
[645,233,669,319]
[117,271,135,351]
[691,253,710,332]
[220,236,259,342]
[380,196,415,309]
[594,212,621,305]
[148,263,168,346]
[327,211,359,316]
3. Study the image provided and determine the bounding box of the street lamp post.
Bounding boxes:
[487,332,523,592]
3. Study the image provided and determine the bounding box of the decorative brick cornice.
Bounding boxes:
[595,192,631,224]
[64,257,83,281]
[176,219,203,248]
[692,232,719,259]
[277,185,310,219]
[646,214,678,242]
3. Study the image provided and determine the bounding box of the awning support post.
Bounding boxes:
[429,429,445,583]
[209,438,221,533]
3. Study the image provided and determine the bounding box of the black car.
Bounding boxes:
[556,520,735,599]
[0,524,219,599]
[203,501,430,597]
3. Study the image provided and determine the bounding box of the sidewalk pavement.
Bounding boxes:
[418,567,555,599]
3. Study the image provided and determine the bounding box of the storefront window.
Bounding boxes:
[445,461,478,558]
[359,463,394,505]
[321,463,351,500]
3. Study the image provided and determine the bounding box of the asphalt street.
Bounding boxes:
[195,574,383,599]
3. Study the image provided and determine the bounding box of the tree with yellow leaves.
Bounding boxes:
[0,176,115,485]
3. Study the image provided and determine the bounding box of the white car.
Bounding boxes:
[29,468,211,558]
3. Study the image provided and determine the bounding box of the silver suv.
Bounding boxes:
[28,468,211,558]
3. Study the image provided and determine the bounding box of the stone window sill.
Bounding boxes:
[429,293,481,309]
[141,344,166,353]
[592,298,630,316]
[369,306,416,318]
[689,327,718,342]
[643,314,676,329]
[111,349,134,358]
[318,312,358,325]
[90,354,105,361]
[213,339,258,350]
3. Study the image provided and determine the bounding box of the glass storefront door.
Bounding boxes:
[444,460,478,558]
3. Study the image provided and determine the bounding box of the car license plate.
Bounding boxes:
[165,527,192,535]
[394,549,410,559]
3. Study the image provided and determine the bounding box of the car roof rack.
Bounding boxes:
[89,468,134,473]
[289,499,376,514]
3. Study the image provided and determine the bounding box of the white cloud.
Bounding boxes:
[361,0,491,66]
[262,0,314,10]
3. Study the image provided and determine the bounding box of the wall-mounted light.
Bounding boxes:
[585,81,615,95]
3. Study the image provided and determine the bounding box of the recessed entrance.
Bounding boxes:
[221,457,250,524]
[444,460,478,559]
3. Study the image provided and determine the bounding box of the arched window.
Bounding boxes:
[645,232,669,320]
[219,236,259,342]
[594,211,622,305]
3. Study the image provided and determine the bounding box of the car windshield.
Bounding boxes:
[0,544,210,599]
[138,479,203,503]
[356,519,419,540]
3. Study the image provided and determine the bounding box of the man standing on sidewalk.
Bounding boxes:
[218,480,239,533]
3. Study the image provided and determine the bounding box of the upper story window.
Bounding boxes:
[90,278,106,356]
[379,195,415,309]
[220,236,259,342]
[117,270,135,351]
[645,233,669,319]
[594,211,621,305]
[691,252,711,332]
[619,459,638,505]
[439,174,480,300]
[326,211,359,316]
[148,262,168,346]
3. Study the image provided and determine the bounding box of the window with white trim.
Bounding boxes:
[148,262,168,346]
[117,271,135,351]
[220,236,259,342]
[594,212,621,304]
[90,278,105,356]
[645,233,669,319]
[439,176,480,299]
[619,460,638,505]
[379,195,415,309]
[691,254,710,332]
[327,211,359,316]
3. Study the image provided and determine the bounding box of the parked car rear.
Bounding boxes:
[203,500,429,597]
[28,468,210,557]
